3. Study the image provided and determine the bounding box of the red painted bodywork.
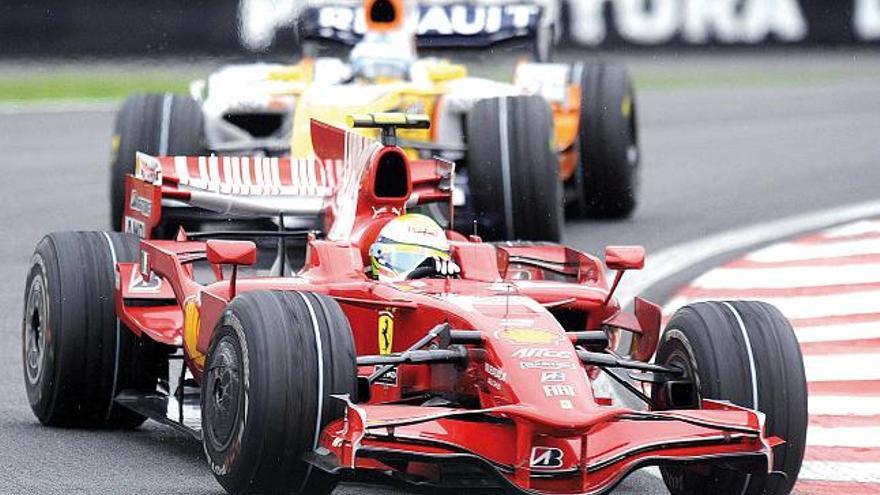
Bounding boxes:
[205,240,257,266]
[604,245,645,271]
[113,120,778,494]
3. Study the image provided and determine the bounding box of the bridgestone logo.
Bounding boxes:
[530,447,564,469]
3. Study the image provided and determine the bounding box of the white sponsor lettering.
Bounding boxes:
[855,0,880,40]
[238,2,540,50]
[568,0,807,45]
[513,348,572,359]
[530,447,564,469]
[420,6,455,35]
[484,363,508,382]
[559,399,573,409]
[543,384,576,397]
[520,360,576,370]
[129,191,152,217]
[374,366,398,387]
[124,217,146,238]
[238,0,300,50]
[541,371,566,383]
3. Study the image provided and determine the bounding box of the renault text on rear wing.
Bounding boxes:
[299,2,544,47]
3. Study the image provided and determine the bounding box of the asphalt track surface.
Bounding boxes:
[1,53,879,494]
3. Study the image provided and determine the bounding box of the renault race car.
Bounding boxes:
[109,0,639,243]
[34,116,804,495]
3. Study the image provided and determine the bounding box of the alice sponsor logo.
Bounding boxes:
[512,348,571,359]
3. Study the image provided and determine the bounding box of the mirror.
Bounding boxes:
[604,245,645,271]
[206,240,257,266]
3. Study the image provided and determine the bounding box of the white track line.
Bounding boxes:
[616,199,880,307]
[795,321,880,343]
[803,353,880,382]
[800,461,880,483]
[822,219,880,239]
[691,264,880,289]
[808,426,880,448]
[809,396,880,416]
[747,238,880,263]
[664,291,880,320]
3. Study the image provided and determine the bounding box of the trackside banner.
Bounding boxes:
[564,0,880,46]
[1,0,878,56]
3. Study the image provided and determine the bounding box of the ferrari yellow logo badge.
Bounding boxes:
[378,310,394,355]
[496,328,560,345]
[183,298,205,366]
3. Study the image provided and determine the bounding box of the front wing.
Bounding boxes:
[312,398,779,494]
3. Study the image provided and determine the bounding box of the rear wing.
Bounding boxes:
[298,0,554,49]
[121,117,455,240]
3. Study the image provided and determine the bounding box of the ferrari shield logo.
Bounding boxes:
[378,310,394,355]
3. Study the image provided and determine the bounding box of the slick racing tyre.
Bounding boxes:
[652,301,808,495]
[573,62,639,219]
[109,93,204,232]
[202,291,357,495]
[22,231,169,428]
[466,95,563,242]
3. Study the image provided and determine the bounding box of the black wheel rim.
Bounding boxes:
[23,274,48,386]
[655,330,701,410]
[204,335,243,452]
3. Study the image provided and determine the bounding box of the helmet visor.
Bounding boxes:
[370,242,447,280]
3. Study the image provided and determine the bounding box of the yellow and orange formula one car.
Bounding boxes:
[110,0,639,242]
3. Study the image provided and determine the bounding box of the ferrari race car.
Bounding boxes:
[30,116,804,495]
[109,0,639,243]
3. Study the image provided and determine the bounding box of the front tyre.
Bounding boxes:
[202,290,356,495]
[653,301,808,495]
[466,95,563,242]
[22,231,168,428]
[573,62,639,219]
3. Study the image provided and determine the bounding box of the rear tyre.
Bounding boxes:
[466,95,562,242]
[653,301,808,495]
[573,63,639,219]
[110,93,204,232]
[22,231,168,428]
[202,290,356,495]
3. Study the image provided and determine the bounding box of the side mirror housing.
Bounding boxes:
[206,240,257,267]
[605,245,645,271]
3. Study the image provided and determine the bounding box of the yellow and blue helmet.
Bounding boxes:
[369,214,449,282]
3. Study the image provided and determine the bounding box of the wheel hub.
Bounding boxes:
[24,276,47,386]
[205,337,243,451]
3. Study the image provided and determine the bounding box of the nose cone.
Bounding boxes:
[491,330,598,420]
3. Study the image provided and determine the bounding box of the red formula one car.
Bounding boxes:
[22,115,807,495]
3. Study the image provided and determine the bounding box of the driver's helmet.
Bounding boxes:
[369,214,449,281]
[350,32,415,82]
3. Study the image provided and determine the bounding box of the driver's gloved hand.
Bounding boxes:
[434,257,461,277]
